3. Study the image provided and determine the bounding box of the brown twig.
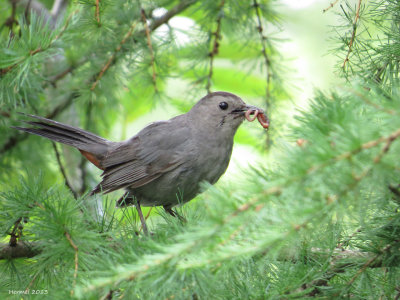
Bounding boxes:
[206,0,225,94]
[91,22,138,91]
[141,9,158,92]
[342,0,362,70]
[52,142,78,199]
[323,0,340,13]
[95,0,100,24]
[65,231,79,296]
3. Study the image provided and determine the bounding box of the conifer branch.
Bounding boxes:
[342,0,362,70]
[141,8,158,92]
[348,88,398,115]
[91,22,138,91]
[52,142,78,199]
[335,242,398,297]
[65,231,79,295]
[0,92,78,155]
[91,0,198,91]
[323,0,340,13]
[290,243,398,297]
[307,127,400,175]
[2,2,197,154]
[46,57,89,88]
[0,8,77,76]
[206,0,225,94]
[253,0,272,109]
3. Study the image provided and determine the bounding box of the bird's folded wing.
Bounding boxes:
[91,118,192,194]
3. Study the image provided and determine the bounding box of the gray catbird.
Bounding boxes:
[14,92,268,234]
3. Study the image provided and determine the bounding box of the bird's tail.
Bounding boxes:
[12,114,111,169]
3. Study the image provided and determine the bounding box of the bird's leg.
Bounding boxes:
[136,200,149,235]
[163,206,187,223]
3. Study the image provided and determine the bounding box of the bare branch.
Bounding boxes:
[0,8,78,76]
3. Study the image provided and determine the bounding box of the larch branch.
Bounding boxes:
[253,0,272,108]
[342,0,362,70]
[141,9,158,92]
[206,0,225,94]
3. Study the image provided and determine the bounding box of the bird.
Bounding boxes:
[13,92,268,234]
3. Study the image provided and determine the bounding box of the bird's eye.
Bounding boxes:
[219,102,228,110]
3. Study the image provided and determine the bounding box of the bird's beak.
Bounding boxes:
[243,105,265,115]
[231,105,264,115]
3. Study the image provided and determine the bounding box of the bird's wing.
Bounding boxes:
[91,117,191,194]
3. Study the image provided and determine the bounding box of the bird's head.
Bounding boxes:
[188,92,268,137]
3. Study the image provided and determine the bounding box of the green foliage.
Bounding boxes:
[1,0,400,299]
